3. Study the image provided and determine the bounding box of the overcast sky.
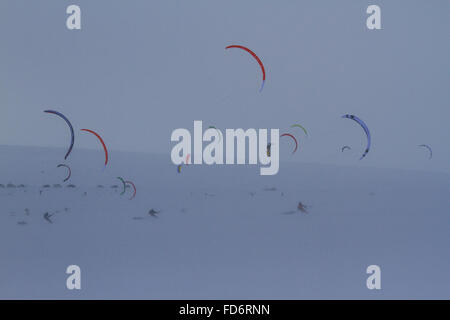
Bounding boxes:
[1,0,449,172]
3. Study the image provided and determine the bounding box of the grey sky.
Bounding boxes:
[1,0,449,172]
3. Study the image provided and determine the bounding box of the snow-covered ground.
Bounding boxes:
[0,145,449,299]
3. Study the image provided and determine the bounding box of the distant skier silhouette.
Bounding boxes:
[43,212,54,224]
[297,202,309,213]
[148,209,160,218]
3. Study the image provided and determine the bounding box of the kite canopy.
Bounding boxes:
[280,133,298,154]
[225,45,266,92]
[57,164,71,182]
[418,144,432,159]
[208,126,222,142]
[341,114,371,160]
[125,181,136,200]
[44,110,74,160]
[80,129,108,166]
[341,145,351,152]
[290,124,308,137]
[116,177,126,195]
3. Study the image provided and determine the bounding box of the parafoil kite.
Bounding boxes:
[418,144,432,159]
[280,133,298,154]
[341,114,371,160]
[125,180,136,200]
[80,129,108,166]
[116,177,126,195]
[290,124,308,137]
[225,45,266,92]
[57,164,71,182]
[44,110,74,160]
[341,146,351,152]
